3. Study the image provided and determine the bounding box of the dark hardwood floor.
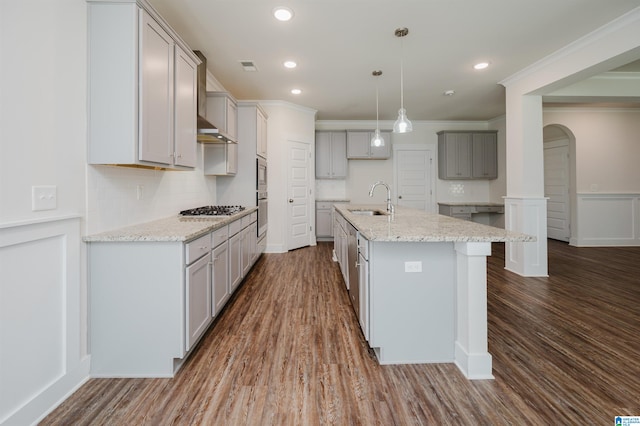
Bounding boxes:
[42,240,640,425]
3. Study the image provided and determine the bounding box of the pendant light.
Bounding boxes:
[371,70,385,147]
[393,27,412,134]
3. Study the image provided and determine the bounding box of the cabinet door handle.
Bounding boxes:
[289,199,294,203]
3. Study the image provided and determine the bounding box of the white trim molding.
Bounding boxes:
[503,197,549,277]
[0,217,89,425]
[575,193,640,246]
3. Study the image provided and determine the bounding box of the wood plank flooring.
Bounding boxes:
[41,240,640,425]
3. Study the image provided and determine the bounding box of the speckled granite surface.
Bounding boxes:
[84,207,258,243]
[334,204,534,243]
[437,202,504,207]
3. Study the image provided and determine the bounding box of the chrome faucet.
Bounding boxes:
[369,181,394,214]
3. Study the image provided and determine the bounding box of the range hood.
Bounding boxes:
[194,51,235,144]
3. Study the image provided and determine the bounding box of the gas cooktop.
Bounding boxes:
[179,205,245,216]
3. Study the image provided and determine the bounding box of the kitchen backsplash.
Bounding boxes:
[316,179,347,200]
[86,162,216,235]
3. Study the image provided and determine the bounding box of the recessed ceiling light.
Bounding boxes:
[291,88,302,95]
[474,62,490,70]
[273,7,293,21]
[283,60,297,69]
[444,90,455,96]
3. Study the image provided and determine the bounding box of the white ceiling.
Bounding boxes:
[149,0,640,121]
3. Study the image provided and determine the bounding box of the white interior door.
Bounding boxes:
[287,140,311,251]
[544,139,570,242]
[394,147,435,212]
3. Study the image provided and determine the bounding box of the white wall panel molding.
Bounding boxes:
[503,197,549,277]
[0,217,89,425]
[576,193,640,246]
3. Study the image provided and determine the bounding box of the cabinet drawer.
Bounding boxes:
[229,218,242,236]
[450,206,471,214]
[316,202,333,210]
[241,214,253,228]
[186,233,211,264]
[212,225,229,247]
[474,206,504,213]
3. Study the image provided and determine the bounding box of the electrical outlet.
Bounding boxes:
[405,261,422,273]
[32,185,57,211]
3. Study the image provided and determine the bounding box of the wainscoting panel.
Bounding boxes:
[576,193,640,246]
[0,217,89,425]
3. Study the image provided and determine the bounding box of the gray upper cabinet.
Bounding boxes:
[437,131,497,180]
[87,0,199,169]
[347,131,391,159]
[316,131,347,179]
[472,133,498,179]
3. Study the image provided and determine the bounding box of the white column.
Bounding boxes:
[503,94,549,277]
[454,241,493,380]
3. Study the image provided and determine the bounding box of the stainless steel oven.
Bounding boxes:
[257,191,268,239]
[257,157,268,240]
[257,157,267,192]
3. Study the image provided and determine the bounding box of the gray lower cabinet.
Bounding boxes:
[185,252,211,351]
[88,212,259,378]
[316,202,334,239]
[316,131,347,178]
[437,131,497,180]
[347,130,391,159]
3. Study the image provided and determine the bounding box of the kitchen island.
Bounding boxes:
[333,204,534,380]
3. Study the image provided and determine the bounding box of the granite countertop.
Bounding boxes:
[437,202,504,207]
[84,207,258,243]
[334,204,534,243]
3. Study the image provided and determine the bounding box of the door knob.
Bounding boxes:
[289,199,294,203]
[398,195,403,199]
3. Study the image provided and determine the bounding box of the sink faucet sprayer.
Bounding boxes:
[369,181,394,214]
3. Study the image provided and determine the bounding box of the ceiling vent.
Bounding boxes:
[239,60,258,72]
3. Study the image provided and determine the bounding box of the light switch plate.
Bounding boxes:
[32,185,57,211]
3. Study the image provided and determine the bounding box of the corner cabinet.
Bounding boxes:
[87,0,199,169]
[316,131,348,179]
[437,131,497,180]
[346,130,391,159]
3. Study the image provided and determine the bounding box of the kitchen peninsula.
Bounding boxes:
[333,204,534,380]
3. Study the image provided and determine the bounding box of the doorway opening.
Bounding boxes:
[543,124,577,243]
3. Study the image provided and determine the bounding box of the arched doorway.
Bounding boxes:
[543,124,576,243]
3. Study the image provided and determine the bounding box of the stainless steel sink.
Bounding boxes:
[349,209,388,216]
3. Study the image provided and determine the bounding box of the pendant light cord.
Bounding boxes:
[400,36,404,109]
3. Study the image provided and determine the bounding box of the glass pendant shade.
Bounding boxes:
[393,108,412,133]
[371,129,384,147]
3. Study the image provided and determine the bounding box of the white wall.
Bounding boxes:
[544,107,640,193]
[1,1,90,424]
[543,107,640,246]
